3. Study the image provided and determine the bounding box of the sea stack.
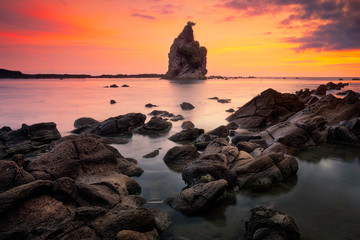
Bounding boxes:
[164,21,207,80]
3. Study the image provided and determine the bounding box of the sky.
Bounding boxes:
[0,0,360,77]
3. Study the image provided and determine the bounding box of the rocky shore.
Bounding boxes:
[1,81,359,239]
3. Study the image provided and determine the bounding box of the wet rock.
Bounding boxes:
[148,208,172,232]
[121,84,129,87]
[344,90,360,104]
[207,125,229,138]
[327,124,358,143]
[202,138,229,155]
[245,206,300,240]
[194,141,210,151]
[170,115,184,121]
[236,141,261,153]
[135,117,172,134]
[180,102,195,110]
[0,160,35,193]
[0,122,61,159]
[89,208,156,239]
[181,121,195,129]
[314,84,327,95]
[227,88,304,128]
[164,21,207,80]
[117,157,144,177]
[74,206,106,222]
[163,145,199,171]
[164,179,228,214]
[110,99,116,104]
[26,135,139,180]
[231,154,298,188]
[226,121,238,130]
[168,128,204,142]
[182,160,236,186]
[340,117,360,137]
[143,149,160,158]
[87,113,146,136]
[101,137,129,145]
[266,122,310,148]
[110,84,118,88]
[145,103,158,108]
[73,117,99,129]
[226,108,235,112]
[326,81,348,90]
[231,133,261,145]
[115,230,147,240]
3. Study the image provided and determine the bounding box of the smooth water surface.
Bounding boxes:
[1,77,359,239]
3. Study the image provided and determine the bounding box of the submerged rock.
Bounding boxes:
[143,149,160,159]
[163,21,207,80]
[145,103,158,108]
[245,206,300,240]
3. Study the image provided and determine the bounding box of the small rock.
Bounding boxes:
[110,84,118,88]
[208,97,219,100]
[110,100,116,104]
[122,84,129,87]
[226,122,238,130]
[74,117,99,129]
[143,150,160,158]
[170,115,184,121]
[181,121,195,129]
[218,99,231,103]
[145,103,158,108]
[226,108,235,112]
[148,208,172,232]
[180,102,195,110]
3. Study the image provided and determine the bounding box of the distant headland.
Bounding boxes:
[0,68,164,79]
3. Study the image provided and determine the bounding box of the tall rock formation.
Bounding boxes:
[164,22,207,80]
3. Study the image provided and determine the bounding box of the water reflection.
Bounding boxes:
[296,143,360,164]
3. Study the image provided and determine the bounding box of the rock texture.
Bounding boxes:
[245,206,300,240]
[0,122,61,159]
[164,22,207,80]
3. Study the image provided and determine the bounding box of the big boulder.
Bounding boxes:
[163,21,207,80]
[227,88,304,129]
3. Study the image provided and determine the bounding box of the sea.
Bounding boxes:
[0,77,359,239]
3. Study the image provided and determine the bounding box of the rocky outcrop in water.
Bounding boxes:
[164,22,207,80]
[0,122,61,159]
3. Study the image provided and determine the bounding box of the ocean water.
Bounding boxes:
[0,77,359,239]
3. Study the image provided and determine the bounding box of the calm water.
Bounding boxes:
[1,77,359,239]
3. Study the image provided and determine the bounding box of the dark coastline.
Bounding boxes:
[0,68,164,79]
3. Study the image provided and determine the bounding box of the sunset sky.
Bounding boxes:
[1,0,359,77]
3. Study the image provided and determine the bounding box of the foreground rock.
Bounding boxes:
[227,88,304,129]
[0,122,61,159]
[163,21,207,80]
[245,206,300,240]
[163,145,199,171]
[135,117,172,135]
[0,134,169,239]
[165,179,228,214]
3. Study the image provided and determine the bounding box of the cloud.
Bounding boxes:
[131,13,156,20]
[220,0,360,51]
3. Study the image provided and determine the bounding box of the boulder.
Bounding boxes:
[227,88,304,128]
[207,125,229,138]
[231,133,261,145]
[135,117,172,134]
[164,179,228,214]
[340,117,360,137]
[181,121,195,129]
[236,141,260,153]
[202,138,229,155]
[115,230,147,240]
[226,121,238,130]
[86,113,146,136]
[163,145,199,171]
[180,102,195,110]
[89,208,156,239]
[148,208,172,232]
[163,21,207,80]
[0,160,35,193]
[231,154,298,188]
[170,115,184,121]
[26,135,141,180]
[266,122,310,148]
[168,128,204,142]
[245,206,300,240]
[73,117,99,129]
[0,122,61,159]
[314,84,327,95]
[327,124,358,143]
[182,160,237,186]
